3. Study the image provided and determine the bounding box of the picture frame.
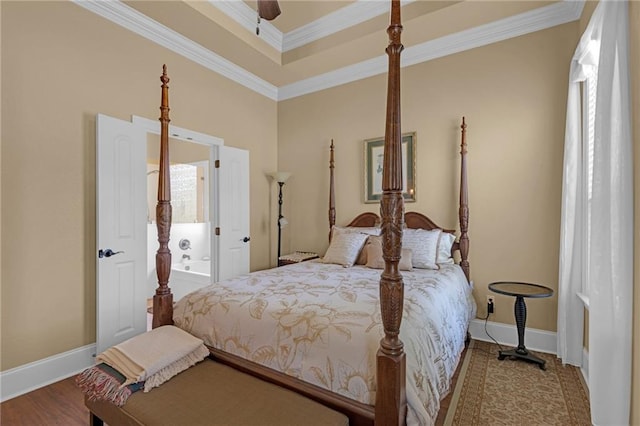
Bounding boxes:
[364,132,416,203]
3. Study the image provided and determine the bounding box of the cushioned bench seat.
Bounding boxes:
[85,358,349,426]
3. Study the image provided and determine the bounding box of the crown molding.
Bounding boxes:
[76,0,583,102]
[208,0,282,52]
[279,0,584,100]
[283,0,416,52]
[403,0,584,67]
[73,0,278,100]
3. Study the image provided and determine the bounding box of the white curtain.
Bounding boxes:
[588,1,633,424]
[558,2,633,425]
[557,4,603,369]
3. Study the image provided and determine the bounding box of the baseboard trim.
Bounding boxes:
[0,344,96,402]
[469,318,557,355]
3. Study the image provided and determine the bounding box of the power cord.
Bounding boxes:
[471,309,505,356]
[483,313,504,352]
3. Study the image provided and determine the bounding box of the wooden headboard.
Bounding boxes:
[346,211,462,258]
[346,211,455,233]
[330,118,470,282]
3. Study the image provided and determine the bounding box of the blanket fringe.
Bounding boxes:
[76,366,132,407]
[144,345,210,392]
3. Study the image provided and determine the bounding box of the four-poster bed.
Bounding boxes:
[147,2,473,425]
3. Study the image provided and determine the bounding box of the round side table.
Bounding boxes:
[488,281,554,370]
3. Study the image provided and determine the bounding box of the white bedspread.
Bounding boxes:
[173,261,476,425]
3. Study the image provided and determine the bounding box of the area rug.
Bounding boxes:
[443,340,591,425]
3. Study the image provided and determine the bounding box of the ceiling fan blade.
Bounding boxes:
[257,0,281,21]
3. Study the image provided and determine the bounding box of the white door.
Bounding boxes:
[96,114,147,354]
[217,146,250,281]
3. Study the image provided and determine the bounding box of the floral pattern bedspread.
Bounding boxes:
[173,261,476,425]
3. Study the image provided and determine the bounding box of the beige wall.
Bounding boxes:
[579,1,599,33]
[279,23,578,332]
[630,1,639,423]
[0,1,277,370]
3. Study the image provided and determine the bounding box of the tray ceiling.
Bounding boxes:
[83,1,583,100]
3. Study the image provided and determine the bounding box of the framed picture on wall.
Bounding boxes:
[364,132,416,203]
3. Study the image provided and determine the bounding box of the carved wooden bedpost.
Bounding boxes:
[376,1,407,424]
[328,140,336,242]
[458,117,470,282]
[153,65,174,328]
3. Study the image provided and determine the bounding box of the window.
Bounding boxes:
[579,63,597,306]
[171,162,208,223]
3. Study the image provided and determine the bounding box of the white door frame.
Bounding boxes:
[132,116,223,282]
[132,116,224,147]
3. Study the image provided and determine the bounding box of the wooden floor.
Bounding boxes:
[0,376,89,425]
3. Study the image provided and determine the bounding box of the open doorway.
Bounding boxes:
[145,134,215,307]
[97,114,249,348]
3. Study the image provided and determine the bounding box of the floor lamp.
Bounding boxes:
[269,171,291,265]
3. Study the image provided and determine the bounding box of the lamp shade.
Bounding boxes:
[269,171,292,183]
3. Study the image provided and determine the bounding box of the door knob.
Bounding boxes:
[98,249,124,258]
[242,237,251,243]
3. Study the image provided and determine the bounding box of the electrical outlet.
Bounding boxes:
[486,295,495,314]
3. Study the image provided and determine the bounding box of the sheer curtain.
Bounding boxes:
[557,0,603,369]
[557,36,590,369]
[558,1,633,425]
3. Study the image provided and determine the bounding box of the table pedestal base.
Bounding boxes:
[488,282,554,372]
[498,347,546,370]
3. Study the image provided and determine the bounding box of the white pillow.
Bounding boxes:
[402,228,441,269]
[332,226,381,265]
[323,231,369,267]
[437,232,456,264]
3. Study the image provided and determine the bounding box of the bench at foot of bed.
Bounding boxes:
[85,358,348,426]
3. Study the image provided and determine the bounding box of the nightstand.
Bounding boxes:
[278,251,319,267]
[488,281,554,370]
